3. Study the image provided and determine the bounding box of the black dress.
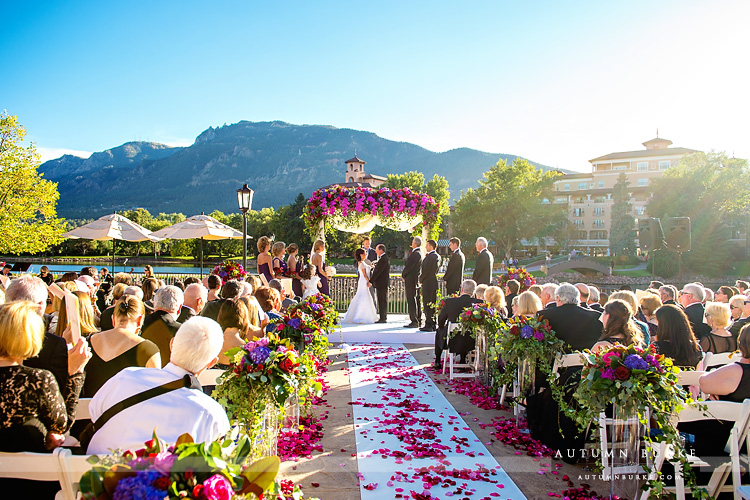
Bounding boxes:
[699,332,737,355]
[82,340,160,397]
[654,339,703,369]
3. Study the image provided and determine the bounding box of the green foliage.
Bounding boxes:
[0,112,65,253]
[647,152,750,276]
[609,173,636,256]
[452,158,565,257]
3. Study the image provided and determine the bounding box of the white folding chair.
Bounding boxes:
[442,322,476,379]
[74,397,92,421]
[57,451,99,500]
[0,447,69,499]
[641,399,750,500]
[704,351,739,370]
[677,370,707,401]
[197,368,225,387]
[551,352,585,380]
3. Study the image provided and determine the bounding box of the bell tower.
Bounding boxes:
[345,154,366,183]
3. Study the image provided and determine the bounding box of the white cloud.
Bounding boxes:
[37,147,92,163]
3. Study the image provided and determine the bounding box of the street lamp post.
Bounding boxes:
[236,184,254,272]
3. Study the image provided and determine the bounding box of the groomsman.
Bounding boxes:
[420,239,441,332]
[443,237,465,295]
[402,236,423,328]
[472,236,494,285]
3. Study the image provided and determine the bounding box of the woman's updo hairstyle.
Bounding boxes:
[113,295,145,323]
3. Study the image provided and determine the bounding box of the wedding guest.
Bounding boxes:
[55,292,99,341]
[609,291,650,345]
[112,272,132,286]
[504,279,520,316]
[183,276,201,286]
[474,284,488,301]
[715,286,733,303]
[299,264,321,299]
[443,237,465,295]
[143,265,154,280]
[241,281,254,297]
[729,295,750,339]
[38,266,53,286]
[238,295,266,335]
[255,286,282,329]
[419,239,441,332]
[540,283,558,309]
[639,293,662,341]
[402,237,423,328]
[528,284,543,299]
[256,236,274,284]
[269,279,297,312]
[680,283,711,340]
[511,295,520,317]
[537,283,603,352]
[200,279,244,322]
[310,239,330,296]
[472,237,493,285]
[574,283,590,308]
[515,290,542,317]
[83,296,160,397]
[700,302,736,354]
[599,291,609,305]
[141,277,159,314]
[271,241,288,278]
[434,279,482,368]
[736,280,749,294]
[216,298,254,365]
[730,294,745,321]
[86,317,230,455]
[60,272,78,283]
[99,268,113,284]
[484,286,507,317]
[177,283,208,323]
[653,304,703,368]
[587,286,604,313]
[703,288,714,303]
[591,299,644,353]
[141,286,184,367]
[172,280,185,291]
[286,243,304,298]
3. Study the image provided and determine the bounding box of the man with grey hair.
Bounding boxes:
[659,285,677,306]
[586,285,604,313]
[178,283,208,323]
[574,283,590,309]
[87,317,229,454]
[538,283,602,351]
[200,279,244,321]
[472,237,494,286]
[540,283,558,309]
[680,283,710,340]
[402,237,423,328]
[435,279,482,368]
[142,285,184,367]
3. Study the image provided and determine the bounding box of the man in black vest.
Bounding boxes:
[369,244,390,323]
[434,279,482,368]
[402,237,423,328]
[472,236,494,285]
[443,237,465,295]
[419,239,441,331]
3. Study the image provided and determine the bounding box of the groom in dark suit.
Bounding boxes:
[443,237,465,295]
[370,244,390,323]
[402,237,423,328]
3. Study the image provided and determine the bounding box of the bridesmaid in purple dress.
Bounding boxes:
[271,241,288,277]
[256,236,274,284]
[310,239,330,296]
[286,243,304,299]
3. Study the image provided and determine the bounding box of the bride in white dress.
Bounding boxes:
[343,249,378,324]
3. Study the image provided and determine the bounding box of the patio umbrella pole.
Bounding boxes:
[112,240,116,275]
[200,237,204,278]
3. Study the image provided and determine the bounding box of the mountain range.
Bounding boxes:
[40,120,564,219]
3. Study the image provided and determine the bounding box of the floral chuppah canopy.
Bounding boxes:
[303,185,440,237]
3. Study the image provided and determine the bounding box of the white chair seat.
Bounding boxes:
[198,368,224,386]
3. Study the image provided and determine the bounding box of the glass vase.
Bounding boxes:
[281,389,300,431]
[607,404,646,499]
[257,403,279,457]
[515,357,536,430]
[475,328,489,386]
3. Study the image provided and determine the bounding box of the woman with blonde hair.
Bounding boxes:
[515,290,543,317]
[82,295,160,397]
[256,236,274,284]
[238,295,267,334]
[0,301,90,455]
[639,293,662,341]
[609,290,651,344]
[270,241,288,279]
[55,292,98,341]
[701,302,736,354]
[143,265,154,280]
[483,286,507,317]
[527,284,543,299]
[217,298,255,365]
[310,239,330,296]
[591,299,644,353]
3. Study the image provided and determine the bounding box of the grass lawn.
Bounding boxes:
[614,268,652,277]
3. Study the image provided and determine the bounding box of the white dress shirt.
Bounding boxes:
[87,363,230,454]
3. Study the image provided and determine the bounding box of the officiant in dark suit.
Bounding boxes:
[434,279,482,368]
[361,236,378,306]
[472,237,494,285]
[420,239,441,331]
[443,237,465,295]
[370,244,390,323]
[402,237,423,328]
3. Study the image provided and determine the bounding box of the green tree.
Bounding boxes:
[272,193,311,251]
[0,112,65,253]
[647,151,750,276]
[451,158,564,258]
[609,173,637,256]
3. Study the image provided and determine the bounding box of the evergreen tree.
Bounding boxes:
[609,173,636,256]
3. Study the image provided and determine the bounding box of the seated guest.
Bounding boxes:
[527,284,543,299]
[510,295,520,317]
[654,304,703,369]
[504,279,519,314]
[241,281,254,297]
[255,286,282,328]
[729,295,750,339]
[609,291,650,345]
[86,318,230,455]
[200,279,244,321]
[736,280,749,294]
[269,279,297,312]
[659,285,678,306]
[483,286,507,317]
[574,283,590,308]
[715,286,733,304]
[730,295,745,322]
[700,302,736,354]
[639,293,662,341]
[206,275,222,302]
[515,290,542,317]
[141,277,159,314]
[73,290,99,337]
[183,276,201,286]
[474,283,488,301]
[38,266,54,286]
[599,291,609,305]
[434,279,482,368]
[141,286,183,367]
[217,298,254,366]
[83,296,160,397]
[112,272,132,286]
[537,283,603,352]
[239,295,267,333]
[587,286,604,313]
[591,299,644,353]
[177,283,207,323]
[540,283,558,309]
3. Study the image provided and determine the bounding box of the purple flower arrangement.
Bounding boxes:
[498,267,536,292]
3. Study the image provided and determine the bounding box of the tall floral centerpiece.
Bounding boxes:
[213,261,248,283]
[497,267,535,292]
[457,303,504,384]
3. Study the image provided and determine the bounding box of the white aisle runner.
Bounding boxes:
[348,343,526,500]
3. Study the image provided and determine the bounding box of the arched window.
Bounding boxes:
[348,177,354,182]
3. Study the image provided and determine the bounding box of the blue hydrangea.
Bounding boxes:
[520,325,534,339]
[113,470,166,500]
[624,354,649,371]
[287,318,302,330]
[248,346,272,364]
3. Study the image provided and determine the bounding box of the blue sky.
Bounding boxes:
[3,1,749,172]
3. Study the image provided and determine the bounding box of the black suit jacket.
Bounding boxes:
[200,299,226,322]
[402,248,423,288]
[589,302,605,314]
[364,248,377,262]
[370,254,390,289]
[537,303,603,352]
[663,299,677,306]
[24,332,68,392]
[420,251,441,289]
[99,306,115,331]
[472,248,493,285]
[141,310,182,367]
[684,303,711,340]
[443,249,465,294]
[177,306,197,324]
[505,293,517,316]
[438,294,483,329]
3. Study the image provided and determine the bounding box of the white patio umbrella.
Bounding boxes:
[63,212,162,274]
[150,213,244,277]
